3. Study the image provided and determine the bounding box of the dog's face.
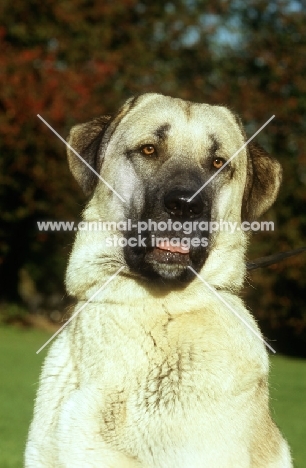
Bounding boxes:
[67,94,281,284]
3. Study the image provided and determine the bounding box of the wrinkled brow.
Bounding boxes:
[154,123,171,140]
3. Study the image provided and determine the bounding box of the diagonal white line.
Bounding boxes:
[188,115,275,202]
[188,266,276,353]
[36,266,125,354]
[37,114,126,203]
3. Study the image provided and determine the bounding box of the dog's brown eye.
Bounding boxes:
[212,158,225,169]
[141,145,156,156]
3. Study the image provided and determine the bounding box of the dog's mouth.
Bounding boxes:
[146,239,191,267]
[123,229,209,282]
[156,239,190,254]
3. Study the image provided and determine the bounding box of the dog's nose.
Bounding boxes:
[164,190,205,219]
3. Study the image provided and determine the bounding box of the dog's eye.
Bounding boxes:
[212,158,225,169]
[140,145,156,156]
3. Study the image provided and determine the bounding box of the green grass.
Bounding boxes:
[0,326,305,467]
[0,326,50,468]
[269,355,306,468]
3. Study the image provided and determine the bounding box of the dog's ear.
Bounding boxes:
[242,142,282,221]
[67,115,112,196]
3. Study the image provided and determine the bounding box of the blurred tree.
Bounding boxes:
[211,0,306,354]
[0,0,305,352]
[0,0,215,301]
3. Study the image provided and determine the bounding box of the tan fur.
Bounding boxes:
[25,94,292,467]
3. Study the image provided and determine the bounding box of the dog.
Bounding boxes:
[25,93,292,467]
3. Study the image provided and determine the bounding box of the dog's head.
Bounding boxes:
[67,94,281,285]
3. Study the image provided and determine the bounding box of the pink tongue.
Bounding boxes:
[156,239,190,254]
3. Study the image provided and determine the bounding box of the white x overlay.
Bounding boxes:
[36,113,276,354]
[188,115,275,201]
[36,266,125,354]
[188,266,276,353]
[37,114,125,203]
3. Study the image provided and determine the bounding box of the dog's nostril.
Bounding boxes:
[167,201,179,212]
[164,190,205,219]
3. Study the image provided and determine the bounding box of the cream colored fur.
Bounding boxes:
[25,94,292,467]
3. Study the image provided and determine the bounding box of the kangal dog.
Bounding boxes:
[26,94,292,467]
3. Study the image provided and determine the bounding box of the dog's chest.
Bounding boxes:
[76,302,265,397]
[133,318,230,407]
[75,303,265,434]
[80,307,265,465]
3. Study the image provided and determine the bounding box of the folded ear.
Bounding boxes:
[67,115,112,195]
[242,142,282,221]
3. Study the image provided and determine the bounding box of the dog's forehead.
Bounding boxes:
[114,94,243,148]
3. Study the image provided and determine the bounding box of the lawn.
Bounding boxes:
[0,326,51,468]
[0,326,305,467]
[269,355,306,468]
